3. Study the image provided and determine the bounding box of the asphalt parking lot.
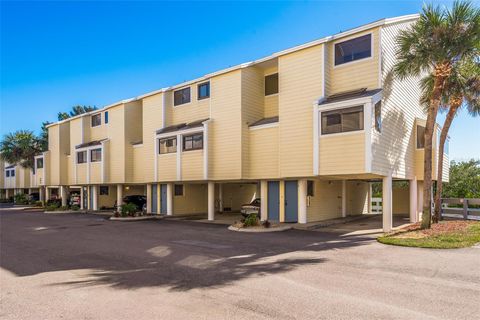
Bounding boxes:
[1,210,479,320]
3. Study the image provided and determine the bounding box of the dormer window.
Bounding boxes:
[334,34,372,66]
[91,114,101,127]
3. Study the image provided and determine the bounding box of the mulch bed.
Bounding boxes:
[394,220,475,238]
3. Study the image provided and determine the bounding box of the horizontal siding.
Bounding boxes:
[181,150,204,181]
[90,162,102,184]
[141,93,164,183]
[173,183,207,214]
[307,179,342,221]
[248,127,279,179]
[264,95,278,118]
[76,164,87,185]
[346,181,369,215]
[319,133,365,175]
[157,154,177,181]
[278,44,323,177]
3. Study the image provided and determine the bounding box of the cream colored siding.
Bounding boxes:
[141,93,164,183]
[90,162,102,184]
[48,125,60,185]
[168,84,210,125]
[124,101,143,182]
[106,106,126,183]
[393,185,409,214]
[307,179,342,221]
[181,150,204,181]
[346,181,369,214]
[132,146,146,182]
[222,183,257,212]
[209,70,243,180]
[278,44,323,177]
[248,127,279,179]
[373,21,425,179]
[173,183,207,214]
[327,28,380,95]
[319,133,365,175]
[241,67,265,177]
[76,164,87,185]
[89,113,107,141]
[157,154,177,181]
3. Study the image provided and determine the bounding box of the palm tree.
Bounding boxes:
[0,130,42,169]
[394,1,480,228]
[431,61,480,222]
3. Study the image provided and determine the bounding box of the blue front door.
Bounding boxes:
[284,181,298,222]
[160,184,167,214]
[151,184,158,214]
[267,181,280,221]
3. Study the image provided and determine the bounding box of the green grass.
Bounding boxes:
[378,223,480,249]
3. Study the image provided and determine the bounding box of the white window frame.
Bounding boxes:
[333,32,374,69]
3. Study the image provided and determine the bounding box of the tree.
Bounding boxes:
[431,61,480,222]
[38,121,51,152]
[394,1,480,228]
[443,160,480,198]
[0,130,42,169]
[57,105,97,121]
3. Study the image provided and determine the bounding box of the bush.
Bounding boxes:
[57,206,69,211]
[34,201,43,207]
[120,203,137,217]
[243,213,259,227]
[71,205,80,211]
[14,193,29,205]
[45,202,60,211]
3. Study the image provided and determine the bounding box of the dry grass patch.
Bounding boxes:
[378,220,480,249]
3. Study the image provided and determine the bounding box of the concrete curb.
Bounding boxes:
[228,225,292,233]
[44,210,87,214]
[109,216,162,222]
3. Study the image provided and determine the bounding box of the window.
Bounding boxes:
[159,137,177,154]
[10,170,15,177]
[91,114,101,127]
[321,106,364,135]
[91,148,102,162]
[417,125,425,149]
[198,82,210,100]
[183,133,203,151]
[77,151,87,164]
[6,170,10,177]
[307,180,315,197]
[265,73,279,96]
[334,34,372,66]
[99,186,109,195]
[36,158,44,169]
[374,101,382,132]
[174,184,184,196]
[104,111,109,124]
[174,87,191,106]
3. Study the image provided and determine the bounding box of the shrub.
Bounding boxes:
[71,205,80,211]
[120,203,137,217]
[57,206,69,211]
[14,193,29,205]
[243,213,259,227]
[33,201,43,207]
[262,220,271,228]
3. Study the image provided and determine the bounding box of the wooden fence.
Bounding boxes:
[441,198,480,221]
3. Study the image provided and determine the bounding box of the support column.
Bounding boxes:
[166,183,173,216]
[60,186,68,207]
[367,183,372,213]
[218,183,223,213]
[208,181,215,221]
[417,180,424,221]
[86,187,91,210]
[45,187,51,202]
[146,184,152,213]
[156,183,161,215]
[298,179,307,224]
[342,180,347,218]
[260,180,268,221]
[6,189,10,200]
[382,173,393,232]
[116,185,123,212]
[409,177,418,223]
[92,185,98,211]
[80,187,85,210]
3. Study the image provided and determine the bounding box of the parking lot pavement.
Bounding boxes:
[1,210,479,320]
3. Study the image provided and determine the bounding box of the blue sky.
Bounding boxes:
[1,0,478,161]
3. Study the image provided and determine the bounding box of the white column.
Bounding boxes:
[382,173,393,232]
[92,185,98,211]
[208,181,215,221]
[367,183,372,213]
[260,180,268,221]
[5,189,10,200]
[146,184,152,213]
[80,186,85,210]
[45,187,51,202]
[86,187,91,210]
[60,186,68,207]
[156,183,161,214]
[417,180,424,221]
[166,183,173,216]
[39,187,45,203]
[298,179,308,224]
[218,183,223,213]
[409,177,418,223]
[116,185,123,212]
[342,180,347,218]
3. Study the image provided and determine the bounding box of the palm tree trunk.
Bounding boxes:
[433,103,459,223]
[422,71,448,229]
